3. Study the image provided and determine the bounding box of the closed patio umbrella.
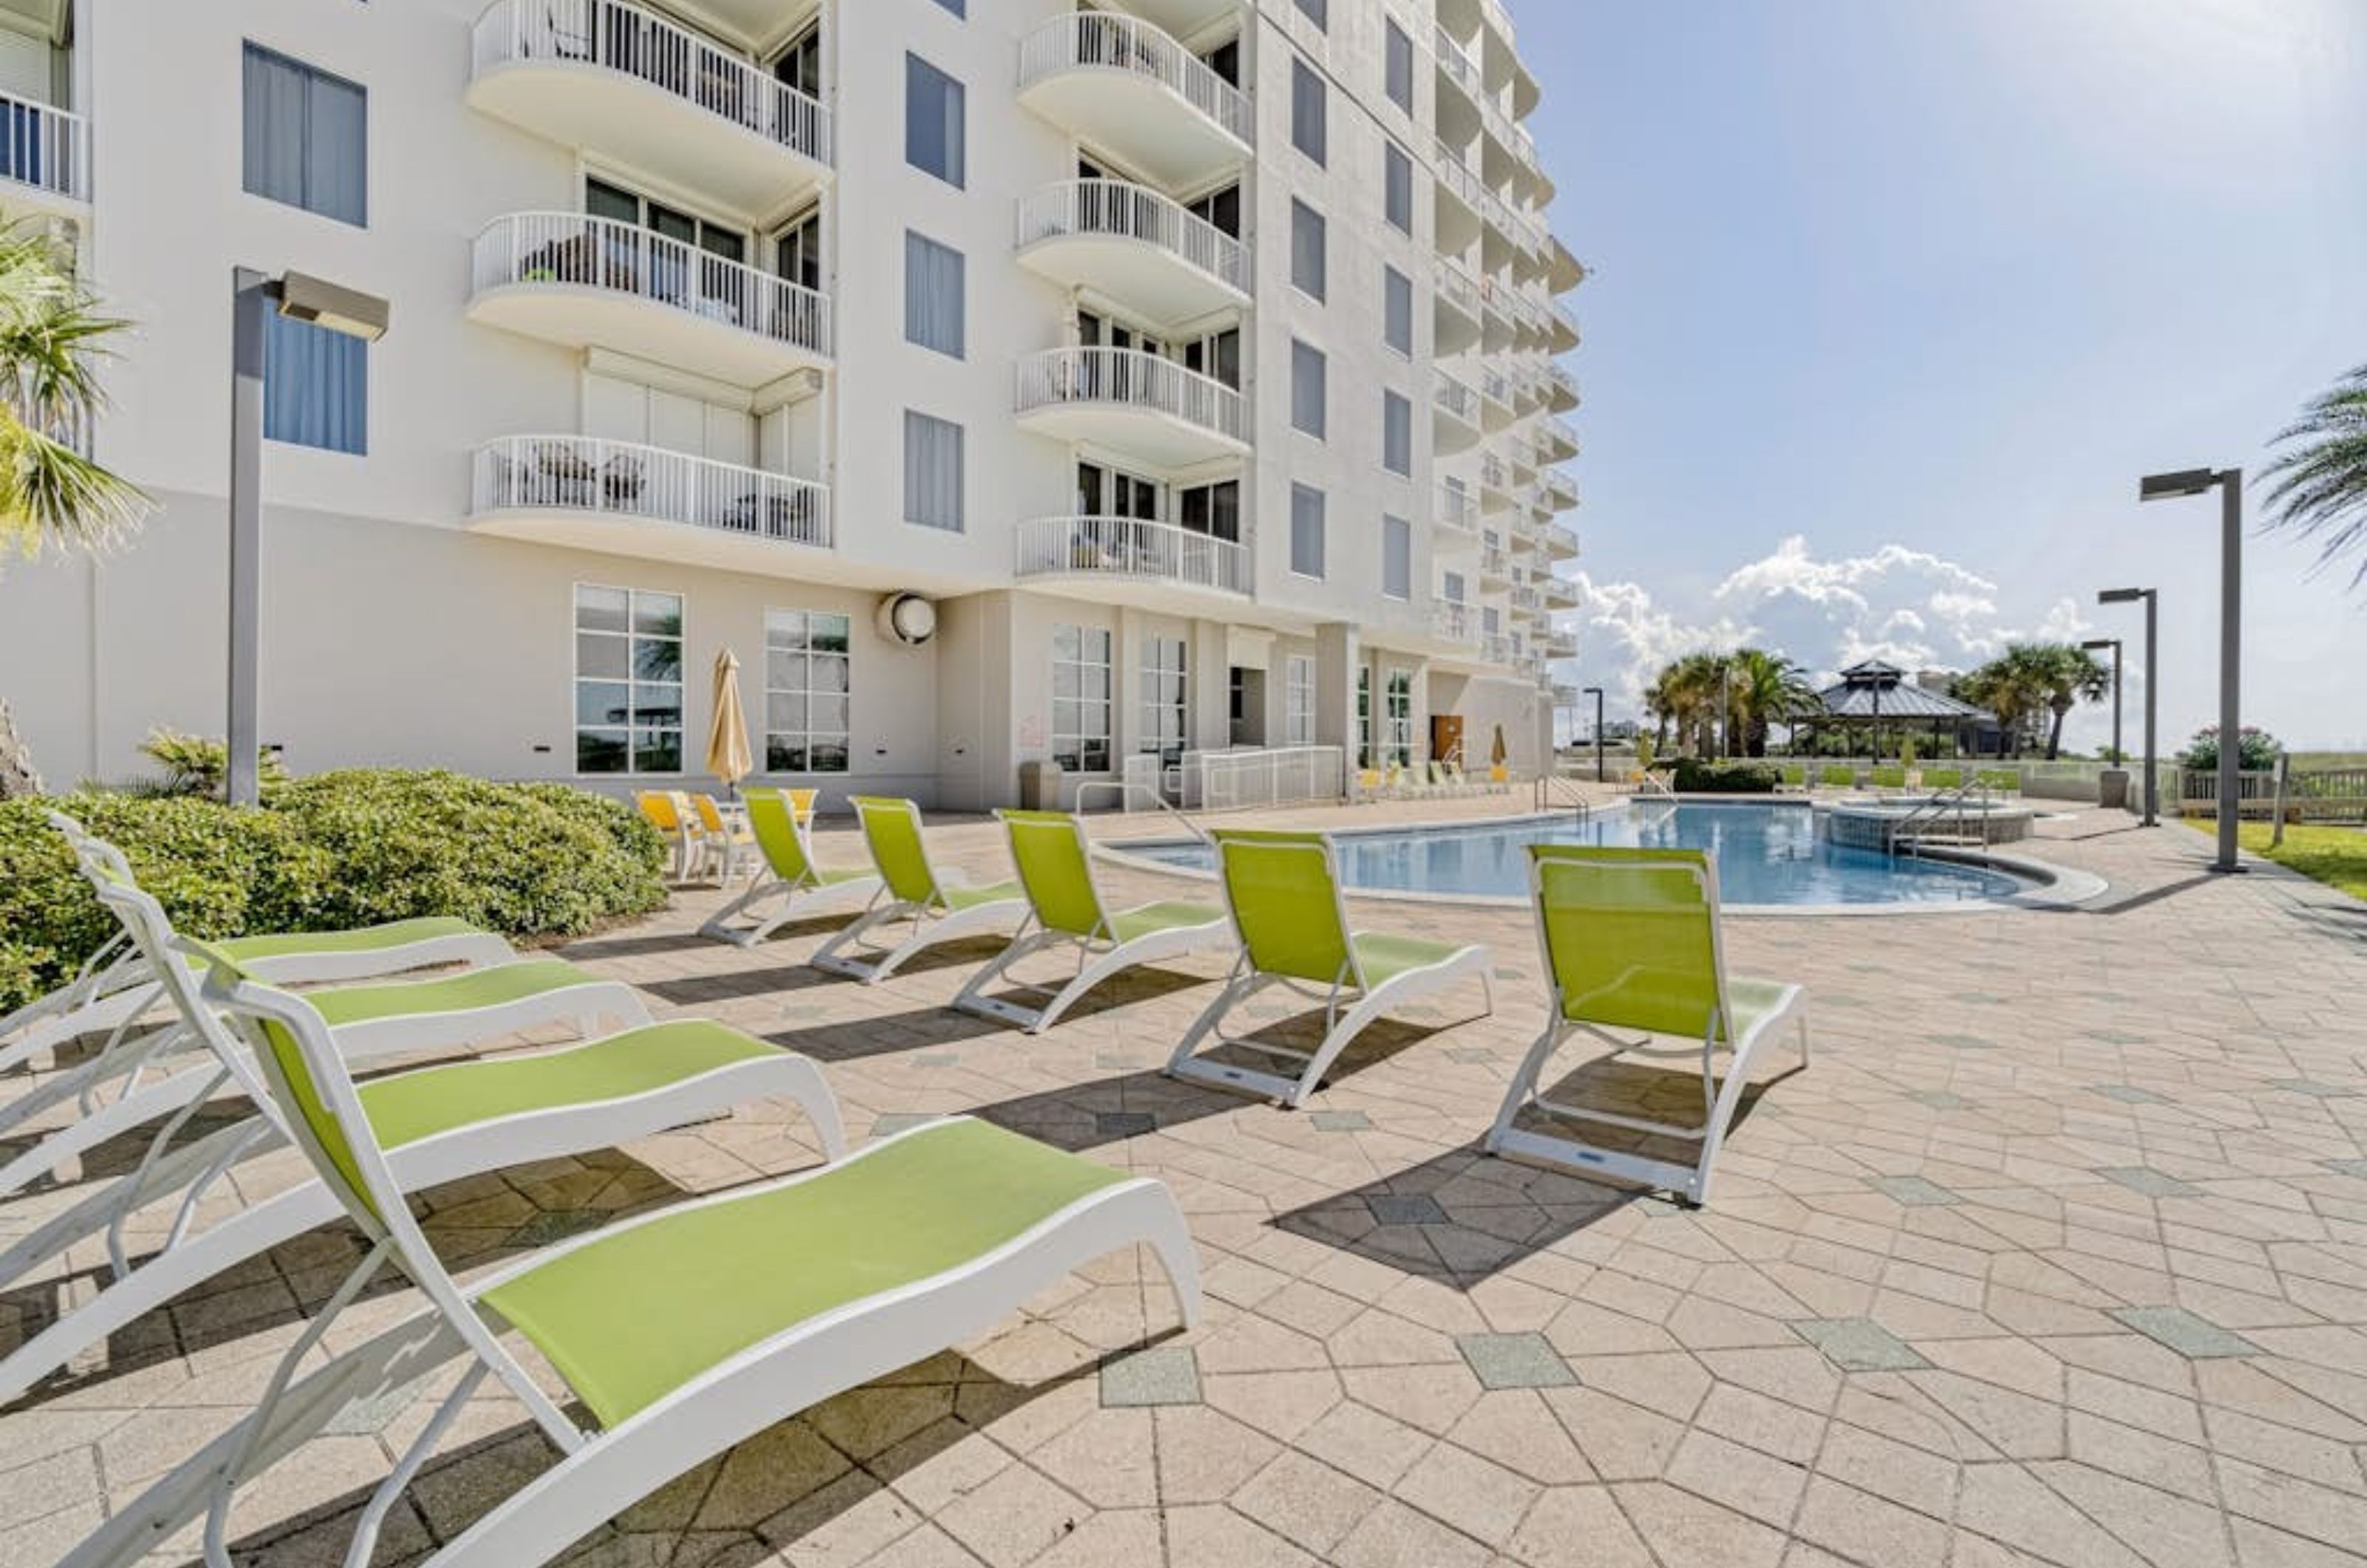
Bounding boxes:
[706,647,754,797]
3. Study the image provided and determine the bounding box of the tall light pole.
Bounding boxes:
[2098,588,2158,826]
[2079,638,2123,763]
[2138,468,2243,872]
[1583,686,1604,783]
[228,269,391,806]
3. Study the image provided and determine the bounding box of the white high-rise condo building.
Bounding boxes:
[0,0,1583,808]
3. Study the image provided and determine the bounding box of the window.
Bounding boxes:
[1383,391,1413,476]
[1385,19,1414,112]
[1385,670,1414,766]
[243,44,366,226]
[903,231,965,358]
[1290,484,1326,578]
[1290,58,1326,166]
[1140,635,1189,766]
[1186,182,1241,239]
[1291,339,1326,439]
[763,610,851,774]
[903,410,964,531]
[1290,199,1326,301]
[1286,656,1316,746]
[265,313,367,454]
[1178,479,1240,541]
[587,178,746,258]
[1382,516,1412,600]
[574,586,683,775]
[1443,570,1466,603]
[1382,266,1412,356]
[1357,666,1373,768]
[1384,141,1414,234]
[1051,625,1113,772]
[905,54,965,187]
[930,0,965,13]
[776,207,823,291]
[1294,0,1328,30]
[773,24,822,98]
[1483,606,1501,636]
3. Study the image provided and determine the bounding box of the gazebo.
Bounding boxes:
[1806,660,1993,758]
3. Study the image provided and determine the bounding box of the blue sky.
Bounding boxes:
[1519,0,2367,751]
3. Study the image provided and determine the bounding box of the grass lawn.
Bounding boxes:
[2187,820,2367,900]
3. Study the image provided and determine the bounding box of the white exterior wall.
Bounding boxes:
[0,0,1582,803]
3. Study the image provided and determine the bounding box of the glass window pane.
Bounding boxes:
[577,729,629,773]
[576,681,630,727]
[814,655,849,694]
[769,692,808,731]
[575,584,630,632]
[635,683,683,726]
[811,696,848,733]
[811,614,851,654]
[636,729,682,773]
[765,608,807,648]
[632,592,683,636]
[576,632,629,679]
[634,638,682,682]
[811,741,850,774]
[766,740,808,773]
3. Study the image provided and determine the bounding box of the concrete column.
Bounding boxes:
[1191,618,1230,752]
[1408,658,1434,764]
[1315,621,1360,765]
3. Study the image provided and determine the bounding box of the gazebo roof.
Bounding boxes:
[1814,661,1994,722]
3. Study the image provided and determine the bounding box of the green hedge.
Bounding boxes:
[1670,759,1782,794]
[0,771,668,1016]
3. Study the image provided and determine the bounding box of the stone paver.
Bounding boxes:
[4,797,2366,1567]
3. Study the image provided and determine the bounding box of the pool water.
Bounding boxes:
[1125,802,2029,908]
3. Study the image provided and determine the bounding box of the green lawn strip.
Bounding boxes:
[2184,820,2367,901]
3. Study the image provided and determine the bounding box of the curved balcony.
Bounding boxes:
[1016,346,1247,467]
[1434,481,1480,541]
[1536,413,1579,462]
[1478,450,1513,507]
[1480,543,1511,584]
[1018,13,1251,189]
[1428,599,1481,651]
[1543,467,1580,510]
[1547,297,1581,352]
[1544,362,1580,413]
[1015,515,1250,606]
[1016,180,1248,328]
[1549,237,1587,295]
[469,213,831,388]
[1478,365,1516,432]
[1542,574,1581,610]
[0,90,87,216]
[469,436,830,574]
[1544,630,1579,660]
[467,0,829,215]
[1538,521,1581,561]
[1433,141,1485,253]
[1432,374,1482,453]
[1433,258,1482,356]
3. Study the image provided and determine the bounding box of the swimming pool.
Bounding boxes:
[1115,802,2038,910]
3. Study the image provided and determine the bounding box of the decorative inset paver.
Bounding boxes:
[1456,1332,1576,1390]
[870,1112,936,1138]
[2090,1084,2169,1104]
[1366,1193,1449,1226]
[1095,1052,1147,1070]
[1310,1110,1372,1132]
[1931,1032,1999,1050]
[1445,1047,1498,1064]
[912,1052,960,1068]
[1904,1089,1971,1110]
[1868,1175,1959,1206]
[1094,1111,1157,1138]
[1794,1317,1931,1372]
[1100,1346,1201,1408]
[2325,1158,2367,1177]
[2109,1306,2259,1359]
[504,1209,607,1247]
[2268,1078,2356,1099]
[2096,1166,2202,1198]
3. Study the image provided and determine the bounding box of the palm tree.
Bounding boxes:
[1959,643,2107,760]
[0,224,151,796]
[1723,648,1818,757]
[2027,643,2109,760]
[2260,363,2367,587]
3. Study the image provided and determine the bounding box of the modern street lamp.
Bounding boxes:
[229,269,391,807]
[2079,638,2123,764]
[2138,467,2243,871]
[1582,685,1604,783]
[2097,588,2158,827]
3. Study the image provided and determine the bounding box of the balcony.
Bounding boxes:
[1549,236,1587,295]
[1510,583,1542,613]
[1429,600,1480,648]
[1015,516,1249,606]
[1432,374,1482,453]
[1537,414,1579,462]
[1478,365,1516,431]
[1016,180,1248,328]
[1480,543,1511,584]
[1015,346,1246,467]
[1544,630,1579,660]
[470,214,831,387]
[1543,467,1579,510]
[1478,451,1512,507]
[0,90,87,214]
[1481,632,1514,666]
[1018,13,1251,189]
[1538,521,1581,561]
[1433,141,1484,253]
[1547,296,1581,352]
[1544,362,1580,413]
[468,0,829,216]
[1433,258,1482,356]
[469,435,830,574]
[1542,574,1581,610]
[1434,481,1479,540]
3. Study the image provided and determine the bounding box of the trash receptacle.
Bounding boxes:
[1019,759,1062,811]
[2096,768,2130,811]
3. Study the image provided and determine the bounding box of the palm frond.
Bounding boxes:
[0,221,151,561]
[2260,365,2367,587]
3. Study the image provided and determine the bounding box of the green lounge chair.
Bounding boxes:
[1817,765,1857,790]
[1164,829,1493,1107]
[0,880,843,1403]
[1869,766,1908,791]
[1922,767,1964,790]
[1,828,652,1203]
[1777,763,1808,793]
[1976,768,2019,795]
[950,811,1235,1033]
[2,812,519,1089]
[808,797,1026,984]
[698,788,882,947]
[1485,845,1809,1207]
[63,960,1197,1568]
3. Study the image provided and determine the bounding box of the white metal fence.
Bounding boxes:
[1014,346,1245,442]
[1434,374,1479,424]
[472,0,831,167]
[473,435,831,549]
[1016,179,1248,294]
[1013,516,1249,595]
[1181,746,1348,811]
[472,212,833,356]
[1018,12,1252,145]
[0,90,85,200]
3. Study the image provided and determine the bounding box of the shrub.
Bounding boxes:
[128,727,291,800]
[1670,759,1780,794]
[2178,725,2281,772]
[0,771,667,1015]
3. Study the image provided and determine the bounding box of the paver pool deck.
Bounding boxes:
[3,797,2364,1568]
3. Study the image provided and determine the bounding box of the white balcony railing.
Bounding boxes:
[1433,24,1479,96]
[1546,363,1581,405]
[1434,373,1479,424]
[473,436,831,548]
[1510,584,1543,612]
[1016,515,1250,596]
[1544,470,1579,507]
[1016,179,1248,294]
[0,90,87,202]
[1431,600,1478,643]
[472,212,832,357]
[1016,346,1246,443]
[1482,632,1514,666]
[1434,141,1486,212]
[1018,13,1252,146]
[1435,483,1477,533]
[471,0,831,168]
[1481,544,1510,577]
[1479,452,1509,490]
[1434,257,1480,318]
[1480,365,1512,408]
